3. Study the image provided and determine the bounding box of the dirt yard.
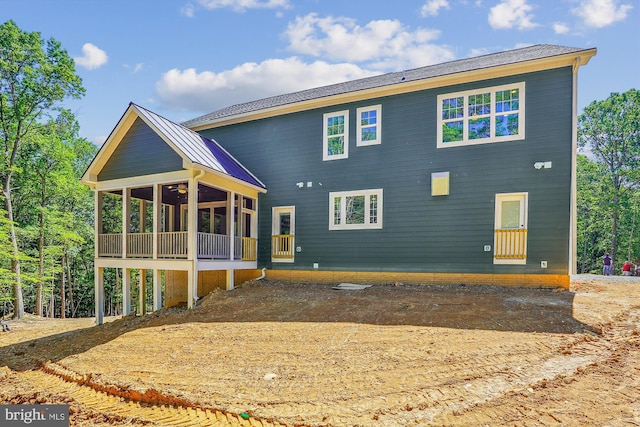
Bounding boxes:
[1,275,639,426]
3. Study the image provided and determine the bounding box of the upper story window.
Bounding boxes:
[437,82,525,148]
[329,189,383,230]
[356,105,382,146]
[323,110,349,161]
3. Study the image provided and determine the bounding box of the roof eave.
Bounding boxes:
[188,47,597,132]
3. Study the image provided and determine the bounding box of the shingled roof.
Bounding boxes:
[182,44,594,129]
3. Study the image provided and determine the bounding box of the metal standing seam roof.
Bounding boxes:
[132,103,265,189]
[182,44,594,128]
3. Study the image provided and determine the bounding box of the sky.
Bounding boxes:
[2,0,638,146]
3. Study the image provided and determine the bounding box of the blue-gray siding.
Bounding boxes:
[199,67,574,275]
[99,117,184,181]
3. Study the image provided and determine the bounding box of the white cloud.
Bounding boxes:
[181,3,196,17]
[123,63,144,73]
[195,0,290,12]
[283,14,454,70]
[488,0,538,30]
[74,43,108,70]
[553,22,570,34]
[421,0,450,17]
[155,57,378,113]
[572,0,633,28]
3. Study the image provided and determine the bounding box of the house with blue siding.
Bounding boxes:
[83,44,596,323]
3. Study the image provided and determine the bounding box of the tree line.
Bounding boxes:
[1,20,638,319]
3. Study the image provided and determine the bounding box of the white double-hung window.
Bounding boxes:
[323,110,349,161]
[329,189,383,230]
[356,105,382,146]
[437,82,525,148]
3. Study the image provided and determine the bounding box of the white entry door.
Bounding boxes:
[272,206,295,262]
[494,193,528,264]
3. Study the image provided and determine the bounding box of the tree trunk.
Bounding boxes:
[50,285,55,317]
[3,177,24,319]
[36,211,45,316]
[611,190,620,273]
[60,262,66,319]
[65,252,75,318]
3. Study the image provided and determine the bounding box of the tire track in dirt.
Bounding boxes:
[423,306,640,426]
[18,364,292,427]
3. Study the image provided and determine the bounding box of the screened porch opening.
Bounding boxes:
[97,183,256,260]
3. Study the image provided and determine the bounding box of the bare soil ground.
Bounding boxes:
[1,275,639,426]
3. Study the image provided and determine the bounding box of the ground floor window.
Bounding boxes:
[329,189,383,230]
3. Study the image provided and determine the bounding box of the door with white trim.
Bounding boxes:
[272,206,295,262]
[494,192,528,264]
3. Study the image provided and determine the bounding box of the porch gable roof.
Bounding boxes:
[82,103,265,190]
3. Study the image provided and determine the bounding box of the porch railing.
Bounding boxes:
[197,232,230,259]
[98,233,122,257]
[98,232,257,261]
[242,237,257,261]
[158,231,188,258]
[272,234,294,259]
[494,229,527,259]
[127,233,153,258]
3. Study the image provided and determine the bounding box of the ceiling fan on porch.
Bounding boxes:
[167,183,188,194]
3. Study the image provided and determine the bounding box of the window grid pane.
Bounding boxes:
[333,197,341,225]
[369,194,378,224]
[438,83,524,146]
[442,97,464,120]
[468,92,491,116]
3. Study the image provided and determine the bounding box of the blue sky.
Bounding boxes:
[2,0,638,145]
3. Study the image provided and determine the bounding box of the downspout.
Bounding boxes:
[256,267,266,280]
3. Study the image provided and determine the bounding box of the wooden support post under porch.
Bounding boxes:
[94,261,239,325]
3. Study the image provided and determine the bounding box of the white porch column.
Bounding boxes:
[187,179,197,260]
[122,187,130,258]
[153,269,162,310]
[95,266,104,325]
[95,191,102,258]
[229,191,236,260]
[187,267,195,309]
[122,268,131,315]
[226,269,234,291]
[153,184,159,259]
[139,269,146,315]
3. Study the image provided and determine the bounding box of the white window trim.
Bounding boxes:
[323,110,349,161]
[356,104,382,146]
[437,82,525,148]
[329,189,383,230]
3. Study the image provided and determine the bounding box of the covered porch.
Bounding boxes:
[95,178,257,261]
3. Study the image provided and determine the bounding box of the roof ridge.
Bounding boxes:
[182,44,591,128]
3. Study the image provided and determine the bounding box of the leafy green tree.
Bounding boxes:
[0,20,84,318]
[578,89,640,270]
[15,111,95,317]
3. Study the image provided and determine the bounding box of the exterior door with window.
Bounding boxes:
[272,206,295,262]
[494,193,528,264]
